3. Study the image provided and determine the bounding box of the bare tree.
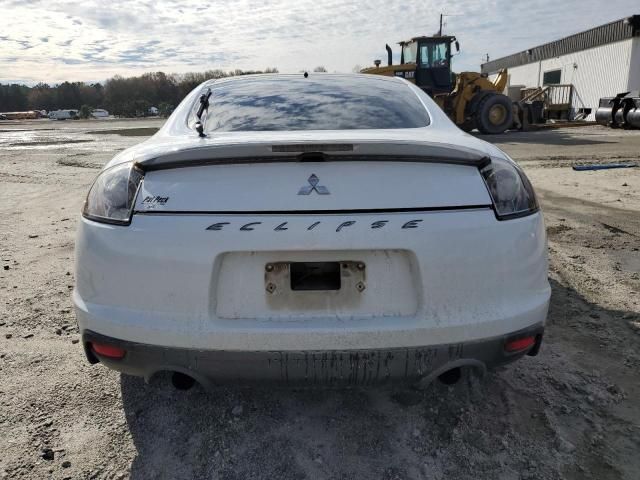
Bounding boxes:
[313,66,328,73]
[78,104,93,119]
[352,64,363,73]
[1,66,281,117]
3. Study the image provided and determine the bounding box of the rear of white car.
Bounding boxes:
[74,74,549,387]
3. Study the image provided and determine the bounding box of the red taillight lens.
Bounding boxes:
[505,336,535,353]
[91,342,126,359]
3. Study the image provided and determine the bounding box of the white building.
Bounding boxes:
[481,15,640,120]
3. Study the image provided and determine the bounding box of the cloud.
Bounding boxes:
[0,0,638,84]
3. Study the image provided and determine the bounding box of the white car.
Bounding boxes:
[74,74,550,389]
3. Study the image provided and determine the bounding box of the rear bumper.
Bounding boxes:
[74,210,550,350]
[82,323,544,387]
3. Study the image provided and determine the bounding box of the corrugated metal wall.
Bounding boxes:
[505,39,634,120]
[482,16,639,73]
[629,37,640,91]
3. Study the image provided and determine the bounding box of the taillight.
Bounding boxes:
[480,156,539,220]
[505,336,535,353]
[91,342,126,359]
[82,162,144,226]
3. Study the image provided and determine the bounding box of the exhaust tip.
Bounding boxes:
[171,372,196,390]
[438,367,462,385]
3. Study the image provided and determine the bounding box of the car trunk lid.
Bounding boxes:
[133,137,493,213]
[135,160,491,213]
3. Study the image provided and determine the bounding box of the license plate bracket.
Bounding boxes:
[265,261,366,295]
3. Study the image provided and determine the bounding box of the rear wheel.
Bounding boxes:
[475,94,513,134]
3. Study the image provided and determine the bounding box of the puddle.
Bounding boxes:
[57,158,102,168]
[0,128,57,133]
[8,139,94,146]
[86,128,158,137]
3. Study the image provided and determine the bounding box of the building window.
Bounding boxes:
[543,69,562,85]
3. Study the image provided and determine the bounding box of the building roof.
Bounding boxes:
[481,15,640,74]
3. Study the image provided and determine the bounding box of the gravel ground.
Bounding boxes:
[0,120,639,480]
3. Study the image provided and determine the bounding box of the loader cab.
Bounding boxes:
[401,36,456,96]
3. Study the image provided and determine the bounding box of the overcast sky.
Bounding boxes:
[1,0,638,84]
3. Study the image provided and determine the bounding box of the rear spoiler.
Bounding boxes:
[136,141,491,172]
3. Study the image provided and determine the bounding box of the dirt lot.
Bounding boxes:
[1,120,639,480]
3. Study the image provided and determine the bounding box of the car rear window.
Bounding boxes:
[196,76,430,132]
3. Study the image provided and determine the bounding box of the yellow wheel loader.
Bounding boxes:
[361,36,513,134]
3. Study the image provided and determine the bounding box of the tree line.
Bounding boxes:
[0,68,278,117]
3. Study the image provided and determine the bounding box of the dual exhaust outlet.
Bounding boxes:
[168,368,464,391]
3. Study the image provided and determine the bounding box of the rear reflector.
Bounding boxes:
[91,342,126,359]
[505,336,535,352]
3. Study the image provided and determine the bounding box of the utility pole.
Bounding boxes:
[439,13,443,36]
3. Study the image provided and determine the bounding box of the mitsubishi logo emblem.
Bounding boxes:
[298,174,330,195]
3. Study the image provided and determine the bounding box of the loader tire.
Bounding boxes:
[475,93,513,134]
[459,120,476,132]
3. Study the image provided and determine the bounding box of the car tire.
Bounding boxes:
[475,94,513,134]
